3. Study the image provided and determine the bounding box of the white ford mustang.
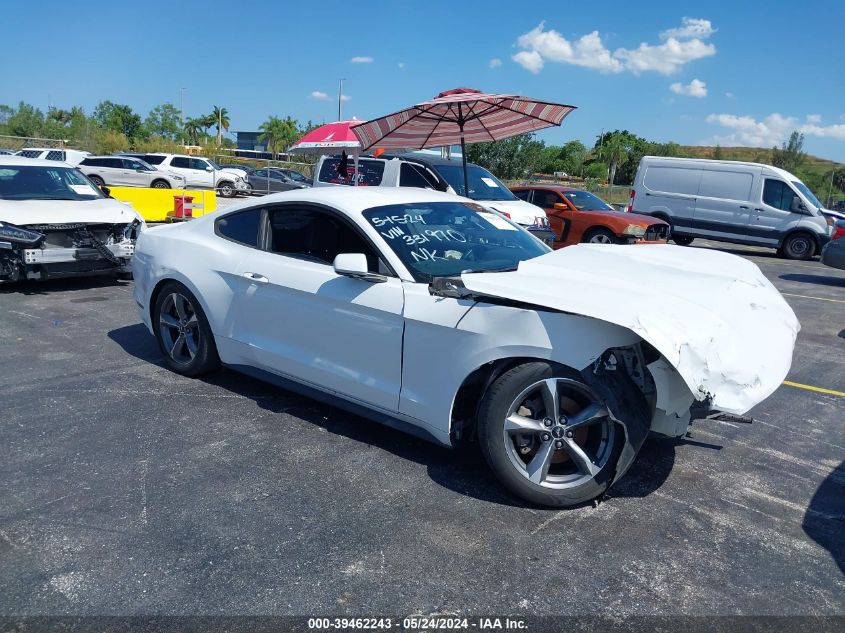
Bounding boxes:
[133,187,799,507]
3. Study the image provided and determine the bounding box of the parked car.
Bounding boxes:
[313,153,555,245]
[115,153,247,197]
[629,156,832,259]
[512,185,669,247]
[821,220,845,270]
[78,156,186,189]
[13,147,91,166]
[0,149,14,156]
[132,186,797,507]
[275,168,311,185]
[0,157,144,282]
[247,167,310,194]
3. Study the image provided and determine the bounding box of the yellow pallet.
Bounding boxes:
[108,187,217,222]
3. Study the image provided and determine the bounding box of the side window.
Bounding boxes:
[533,190,562,209]
[269,207,381,272]
[143,155,166,165]
[170,156,190,169]
[318,157,385,186]
[216,208,262,247]
[399,163,436,189]
[190,158,210,170]
[45,150,65,161]
[512,189,531,202]
[123,159,141,169]
[763,179,797,211]
[253,169,267,178]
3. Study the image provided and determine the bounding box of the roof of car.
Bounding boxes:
[0,156,74,167]
[218,183,468,216]
[511,184,581,192]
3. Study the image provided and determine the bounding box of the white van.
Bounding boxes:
[13,147,91,166]
[629,157,832,259]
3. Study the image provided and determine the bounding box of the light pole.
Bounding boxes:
[180,88,185,126]
[338,79,345,121]
[828,168,836,208]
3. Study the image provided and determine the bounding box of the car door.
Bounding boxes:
[189,158,215,188]
[531,189,573,245]
[120,159,148,186]
[167,156,194,186]
[750,178,801,245]
[250,168,270,193]
[233,203,405,412]
[692,169,755,242]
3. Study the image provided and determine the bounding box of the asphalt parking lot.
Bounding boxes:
[0,240,843,617]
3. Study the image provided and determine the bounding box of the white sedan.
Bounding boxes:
[132,187,799,507]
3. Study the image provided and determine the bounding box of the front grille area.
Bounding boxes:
[644,224,669,241]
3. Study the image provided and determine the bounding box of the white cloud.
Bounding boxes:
[340,95,351,102]
[489,58,502,69]
[309,91,329,101]
[806,114,821,124]
[660,17,716,40]
[350,56,373,63]
[706,112,845,146]
[513,17,715,76]
[670,78,707,97]
[398,62,405,68]
[725,91,734,98]
[512,50,544,73]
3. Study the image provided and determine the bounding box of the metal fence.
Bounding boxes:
[0,134,67,153]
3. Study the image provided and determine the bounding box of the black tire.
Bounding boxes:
[217,181,236,198]
[780,232,816,260]
[582,227,622,245]
[153,281,220,376]
[88,175,105,187]
[672,235,694,246]
[151,179,171,189]
[477,362,629,507]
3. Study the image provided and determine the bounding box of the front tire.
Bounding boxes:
[583,228,622,244]
[478,362,627,507]
[672,235,694,246]
[153,281,220,376]
[151,179,171,189]
[217,181,236,198]
[780,232,816,260]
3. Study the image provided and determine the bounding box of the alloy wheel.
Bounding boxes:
[589,233,613,244]
[502,378,616,489]
[158,292,200,365]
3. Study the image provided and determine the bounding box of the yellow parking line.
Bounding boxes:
[780,292,845,304]
[783,380,845,398]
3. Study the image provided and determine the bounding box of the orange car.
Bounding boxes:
[511,185,670,248]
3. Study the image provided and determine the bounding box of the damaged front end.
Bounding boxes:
[0,219,141,282]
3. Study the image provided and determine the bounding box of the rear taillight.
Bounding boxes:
[626,189,635,212]
[833,223,845,240]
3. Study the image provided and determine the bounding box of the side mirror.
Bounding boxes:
[205,166,214,172]
[333,253,387,283]
[790,197,806,213]
[100,185,111,197]
[553,202,569,211]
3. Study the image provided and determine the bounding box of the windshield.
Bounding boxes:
[0,165,104,200]
[433,164,517,201]
[563,190,614,211]
[792,181,822,210]
[363,201,549,282]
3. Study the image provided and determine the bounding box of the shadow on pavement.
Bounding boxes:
[109,323,678,509]
[802,460,845,577]
[780,273,845,288]
[0,275,126,295]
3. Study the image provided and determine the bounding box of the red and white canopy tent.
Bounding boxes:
[288,119,366,185]
[352,88,576,195]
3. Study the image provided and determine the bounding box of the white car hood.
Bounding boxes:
[478,198,546,226]
[461,244,799,414]
[0,197,143,226]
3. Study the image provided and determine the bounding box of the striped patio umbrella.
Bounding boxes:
[352,87,576,195]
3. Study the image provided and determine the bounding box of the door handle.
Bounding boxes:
[754,208,764,212]
[243,272,269,284]
[739,205,749,209]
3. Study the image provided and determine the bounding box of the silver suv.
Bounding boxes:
[78,156,186,189]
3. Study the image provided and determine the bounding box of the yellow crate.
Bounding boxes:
[108,187,217,222]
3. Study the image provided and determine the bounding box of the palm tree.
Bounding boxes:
[599,135,629,186]
[183,117,203,145]
[211,106,230,145]
[259,116,300,157]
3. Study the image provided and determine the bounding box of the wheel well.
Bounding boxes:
[450,356,570,443]
[151,178,169,186]
[217,180,233,187]
[149,278,176,325]
[584,225,618,237]
[779,228,820,250]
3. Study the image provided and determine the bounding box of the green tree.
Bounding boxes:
[772,131,805,173]
[5,102,45,137]
[465,133,545,180]
[259,116,300,155]
[211,106,230,145]
[713,144,724,160]
[93,100,145,142]
[183,117,205,145]
[0,104,13,126]
[145,103,182,141]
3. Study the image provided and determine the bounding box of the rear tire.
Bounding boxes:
[477,362,629,507]
[672,235,694,246]
[151,179,170,189]
[153,281,220,376]
[780,232,816,260]
[88,175,105,188]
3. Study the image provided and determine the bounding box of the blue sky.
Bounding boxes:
[2,0,844,160]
